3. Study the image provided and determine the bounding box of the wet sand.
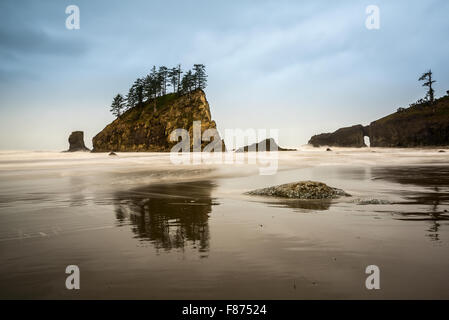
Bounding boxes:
[0,148,448,299]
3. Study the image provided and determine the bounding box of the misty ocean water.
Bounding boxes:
[0,148,449,299]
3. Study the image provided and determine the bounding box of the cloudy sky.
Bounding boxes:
[0,0,448,150]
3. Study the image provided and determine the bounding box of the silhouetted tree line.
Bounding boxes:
[110,64,207,117]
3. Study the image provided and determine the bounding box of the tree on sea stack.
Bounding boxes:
[158,66,169,95]
[110,64,207,115]
[126,86,137,110]
[143,74,153,100]
[125,78,145,111]
[169,66,182,94]
[193,64,207,90]
[133,78,145,105]
[419,69,436,103]
[110,94,125,118]
[181,70,195,97]
[176,64,183,93]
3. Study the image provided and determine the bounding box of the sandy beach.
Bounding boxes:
[1,148,449,299]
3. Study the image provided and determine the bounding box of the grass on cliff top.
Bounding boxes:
[373,95,449,125]
[150,92,178,112]
[119,89,205,122]
[141,92,179,113]
[118,92,181,123]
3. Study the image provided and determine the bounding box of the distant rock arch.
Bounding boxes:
[364,136,371,147]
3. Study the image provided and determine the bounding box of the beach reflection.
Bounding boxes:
[372,166,449,212]
[259,199,332,211]
[372,166,449,243]
[372,166,449,187]
[113,181,218,253]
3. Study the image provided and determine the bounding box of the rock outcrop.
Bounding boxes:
[309,95,449,148]
[368,96,449,147]
[308,125,367,148]
[66,131,90,152]
[246,181,350,199]
[92,89,222,152]
[235,138,296,152]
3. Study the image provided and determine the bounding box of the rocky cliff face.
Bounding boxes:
[309,95,449,147]
[66,131,90,152]
[92,89,221,152]
[368,96,449,147]
[308,125,367,148]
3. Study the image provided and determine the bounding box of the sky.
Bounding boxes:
[0,0,448,150]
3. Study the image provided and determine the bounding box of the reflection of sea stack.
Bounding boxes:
[66,131,90,152]
[114,181,214,253]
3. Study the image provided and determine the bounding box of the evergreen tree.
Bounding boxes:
[158,66,169,95]
[419,69,436,103]
[126,86,137,110]
[181,70,195,96]
[110,94,125,117]
[111,64,207,114]
[193,64,207,90]
[148,66,161,98]
[168,67,179,93]
[176,64,183,93]
[144,66,160,112]
[132,78,145,105]
[143,74,153,101]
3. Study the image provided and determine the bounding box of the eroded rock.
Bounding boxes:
[308,125,367,148]
[246,181,350,199]
[66,131,90,152]
[309,95,449,148]
[235,138,296,152]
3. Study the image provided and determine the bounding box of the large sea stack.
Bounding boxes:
[92,89,222,152]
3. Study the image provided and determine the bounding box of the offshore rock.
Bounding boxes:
[235,138,296,152]
[66,131,90,152]
[246,181,350,199]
